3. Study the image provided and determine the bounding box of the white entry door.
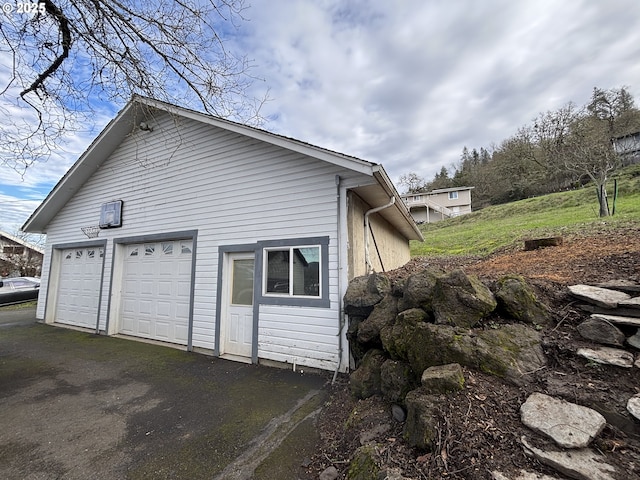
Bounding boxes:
[222,253,254,358]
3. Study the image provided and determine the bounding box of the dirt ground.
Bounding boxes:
[306,226,640,479]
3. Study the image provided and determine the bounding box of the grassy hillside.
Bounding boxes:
[411,164,640,257]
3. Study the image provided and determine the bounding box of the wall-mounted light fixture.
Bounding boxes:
[139,122,153,132]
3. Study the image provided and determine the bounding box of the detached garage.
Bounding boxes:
[23,96,422,373]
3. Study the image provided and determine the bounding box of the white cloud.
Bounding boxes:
[239,0,640,182]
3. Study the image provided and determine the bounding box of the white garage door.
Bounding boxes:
[56,247,103,328]
[119,239,193,345]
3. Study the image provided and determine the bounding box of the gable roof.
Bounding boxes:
[23,96,422,241]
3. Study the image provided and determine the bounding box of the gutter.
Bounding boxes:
[364,196,396,274]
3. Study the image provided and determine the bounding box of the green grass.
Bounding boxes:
[0,300,37,310]
[411,164,640,258]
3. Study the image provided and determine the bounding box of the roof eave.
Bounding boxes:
[372,166,424,242]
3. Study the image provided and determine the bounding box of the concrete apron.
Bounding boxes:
[0,306,328,480]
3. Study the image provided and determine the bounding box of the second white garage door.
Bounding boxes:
[119,239,193,345]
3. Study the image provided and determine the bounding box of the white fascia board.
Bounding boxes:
[372,166,424,241]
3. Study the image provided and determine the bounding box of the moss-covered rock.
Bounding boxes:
[432,269,497,328]
[472,324,547,385]
[403,390,442,450]
[495,274,551,325]
[421,363,465,394]
[346,445,380,480]
[357,295,398,346]
[381,318,545,386]
[349,349,387,399]
[347,315,369,367]
[380,359,416,403]
[380,310,451,374]
[344,272,390,317]
[398,267,444,311]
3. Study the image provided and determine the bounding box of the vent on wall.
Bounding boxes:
[99,200,123,229]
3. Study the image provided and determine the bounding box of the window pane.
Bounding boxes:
[231,259,254,305]
[266,250,289,294]
[293,247,320,296]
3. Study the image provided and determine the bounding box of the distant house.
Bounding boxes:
[613,132,640,165]
[0,231,44,277]
[22,95,423,373]
[401,187,473,223]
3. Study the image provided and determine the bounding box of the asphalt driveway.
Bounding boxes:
[0,306,328,479]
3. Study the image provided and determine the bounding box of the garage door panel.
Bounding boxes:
[176,281,190,296]
[157,301,172,317]
[138,319,151,335]
[175,326,188,343]
[158,262,174,275]
[158,281,172,296]
[177,261,191,275]
[55,247,103,329]
[119,240,192,346]
[140,280,154,295]
[156,322,170,339]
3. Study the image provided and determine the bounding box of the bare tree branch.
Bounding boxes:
[1,0,266,172]
[19,0,73,98]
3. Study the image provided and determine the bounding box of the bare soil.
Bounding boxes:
[307,226,640,479]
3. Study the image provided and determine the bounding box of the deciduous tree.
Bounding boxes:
[1,0,265,173]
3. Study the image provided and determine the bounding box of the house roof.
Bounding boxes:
[23,96,423,241]
[400,186,474,197]
[0,230,44,254]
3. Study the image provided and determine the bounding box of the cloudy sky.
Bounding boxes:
[1,0,640,233]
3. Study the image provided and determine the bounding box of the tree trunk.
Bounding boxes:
[598,184,610,217]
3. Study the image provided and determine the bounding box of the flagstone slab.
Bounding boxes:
[522,437,617,480]
[590,313,640,328]
[619,296,640,309]
[594,279,640,294]
[628,330,640,350]
[492,470,560,480]
[568,285,631,308]
[520,393,605,448]
[628,394,640,421]
[576,346,634,368]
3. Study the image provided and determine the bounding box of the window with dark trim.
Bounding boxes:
[257,236,330,308]
[264,246,321,298]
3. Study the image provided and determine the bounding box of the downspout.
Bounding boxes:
[333,175,344,384]
[364,196,395,274]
